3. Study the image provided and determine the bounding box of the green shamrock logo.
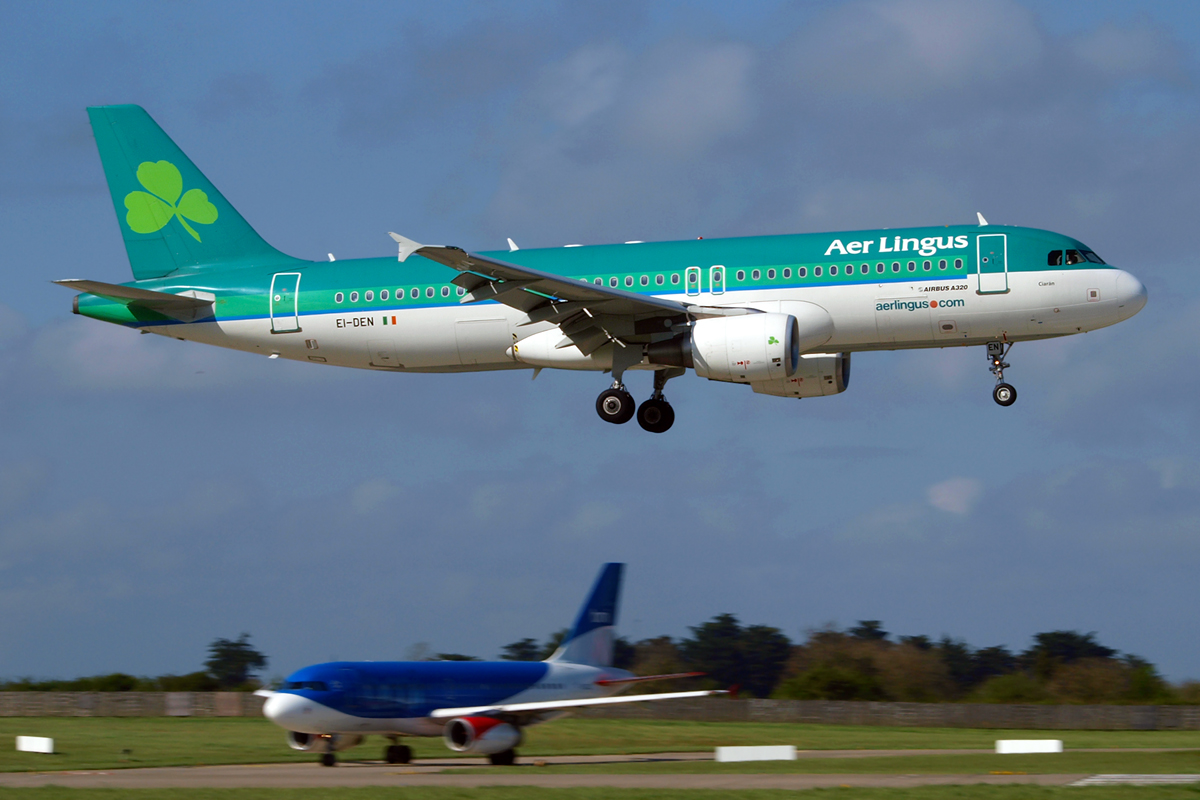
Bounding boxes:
[123,161,218,242]
[768,336,779,345]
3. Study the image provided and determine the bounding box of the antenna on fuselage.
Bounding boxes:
[508,238,519,252]
[976,212,989,226]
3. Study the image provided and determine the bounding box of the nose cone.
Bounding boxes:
[1115,270,1147,318]
[263,692,318,732]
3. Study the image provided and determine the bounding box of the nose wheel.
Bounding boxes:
[987,341,1017,407]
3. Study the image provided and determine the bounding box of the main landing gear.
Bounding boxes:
[384,742,412,764]
[987,341,1017,407]
[488,748,517,766]
[595,368,682,432]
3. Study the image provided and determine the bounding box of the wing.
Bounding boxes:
[389,233,749,357]
[429,689,723,719]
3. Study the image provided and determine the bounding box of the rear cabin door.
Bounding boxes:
[270,272,302,333]
[976,234,1008,294]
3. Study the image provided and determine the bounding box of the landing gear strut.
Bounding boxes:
[636,369,680,433]
[987,341,1017,407]
[488,748,517,766]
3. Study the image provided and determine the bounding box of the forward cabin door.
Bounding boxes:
[270,272,302,333]
[976,234,1008,294]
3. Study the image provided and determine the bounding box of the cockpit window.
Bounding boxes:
[283,681,328,691]
[1047,250,1062,266]
[1065,249,1086,265]
[1082,250,1105,264]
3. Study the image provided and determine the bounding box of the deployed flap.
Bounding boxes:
[429,689,724,719]
[56,279,215,322]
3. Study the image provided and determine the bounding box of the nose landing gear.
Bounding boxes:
[987,341,1017,407]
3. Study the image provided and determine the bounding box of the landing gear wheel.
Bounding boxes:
[320,752,336,767]
[993,382,1017,407]
[596,388,635,424]
[636,398,675,433]
[488,748,517,766]
[385,744,412,764]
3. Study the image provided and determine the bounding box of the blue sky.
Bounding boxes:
[2,0,1199,682]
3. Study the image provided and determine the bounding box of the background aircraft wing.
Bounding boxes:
[429,689,724,719]
[390,233,751,357]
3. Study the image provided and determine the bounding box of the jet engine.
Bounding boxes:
[286,731,363,752]
[751,352,851,398]
[647,305,833,384]
[443,716,523,755]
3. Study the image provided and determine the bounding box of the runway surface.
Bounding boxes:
[0,750,1095,789]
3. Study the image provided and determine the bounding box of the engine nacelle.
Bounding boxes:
[692,313,800,383]
[286,731,363,752]
[751,352,851,398]
[443,716,524,755]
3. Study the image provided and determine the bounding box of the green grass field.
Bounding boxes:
[2,788,1200,800]
[1,717,1199,774]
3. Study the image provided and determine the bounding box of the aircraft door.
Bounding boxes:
[270,272,302,332]
[685,266,701,296]
[709,265,725,296]
[976,234,1008,294]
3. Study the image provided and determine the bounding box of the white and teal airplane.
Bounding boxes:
[259,563,717,766]
[63,106,1147,432]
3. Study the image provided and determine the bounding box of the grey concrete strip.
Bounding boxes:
[1071,775,1200,786]
[0,763,1088,789]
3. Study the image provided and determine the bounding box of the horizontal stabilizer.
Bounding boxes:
[56,279,215,322]
[430,689,725,719]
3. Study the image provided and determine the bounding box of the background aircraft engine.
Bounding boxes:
[286,731,363,752]
[751,352,851,398]
[443,716,523,755]
[691,313,800,383]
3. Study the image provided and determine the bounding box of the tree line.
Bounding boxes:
[498,616,1199,705]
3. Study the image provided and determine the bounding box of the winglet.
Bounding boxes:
[976,212,989,226]
[388,232,435,262]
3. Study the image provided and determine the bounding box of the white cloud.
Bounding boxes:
[927,477,984,514]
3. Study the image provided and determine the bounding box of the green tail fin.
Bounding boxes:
[87,105,303,280]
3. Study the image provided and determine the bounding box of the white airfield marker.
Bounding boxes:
[15,736,54,754]
[995,739,1063,754]
[715,745,797,762]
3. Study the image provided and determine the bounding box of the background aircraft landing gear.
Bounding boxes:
[385,743,412,764]
[488,748,517,766]
[986,341,1017,407]
[596,384,635,424]
[320,752,336,767]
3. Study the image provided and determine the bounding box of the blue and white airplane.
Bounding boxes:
[260,564,718,766]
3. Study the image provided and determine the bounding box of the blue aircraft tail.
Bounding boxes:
[546,563,623,667]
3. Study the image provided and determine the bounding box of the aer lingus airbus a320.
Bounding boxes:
[62,105,1147,432]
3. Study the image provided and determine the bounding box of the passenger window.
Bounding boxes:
[954,258,963,269]
[350,291,359,302]
[671,274,680,285]
[861,264,869,275]
[1047,250,1063,266]
[830,265,838,276]
[425,287,433,298]
[688,272,697,284]
[1065,249,1085,265]
[594,278,602,285]
[335,292,344,303]
[814,266,822,276]
[457,286,465,296]
[797,267,805,278]
[712,268,723,285]
[410,288,419,299]
[783,268,791,278]
[923,261,931,271]
[381,290,389,301]
[609,277,618,287]
[892,262,900,273]
[640,275,649,286]
[876,263,884,274]
[938,260,946,270]
[625,276,633,287]
[737,270,745,281]
[365,290,374,301]
[655,274,664,285]
[767,268,776,279]
[441,286,449,297]
[907,261,915,272]
[752,269,761,280]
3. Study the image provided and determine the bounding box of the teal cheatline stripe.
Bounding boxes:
[87,104,307,280]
